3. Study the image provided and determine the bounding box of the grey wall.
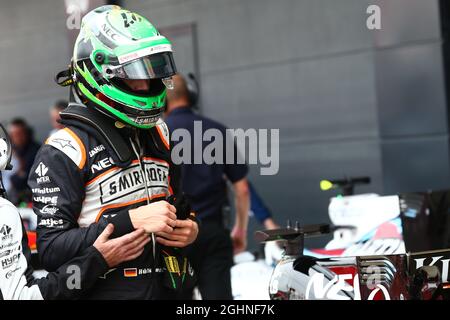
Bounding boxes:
[0,0,71,142]
[0,0,447,249]
[374,0,450,194]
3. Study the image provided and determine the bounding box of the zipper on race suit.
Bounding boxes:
[129,133,157,268]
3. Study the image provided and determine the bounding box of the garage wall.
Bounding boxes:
[374,0,450,194]
[0,0,70,141]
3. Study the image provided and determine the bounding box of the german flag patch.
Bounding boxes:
[123,268,138,277]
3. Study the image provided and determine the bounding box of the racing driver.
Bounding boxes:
[28,6,198,299]
[0,125,150,299]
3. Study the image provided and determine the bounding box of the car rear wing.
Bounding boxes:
[255,223,331,256]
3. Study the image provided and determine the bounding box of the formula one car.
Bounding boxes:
[231,177,407,299]
[247,177,450,300]
[256,223,450,300]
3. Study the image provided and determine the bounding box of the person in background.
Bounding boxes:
[165,74,250,300]
[248,181,280,230]
[49,100,68,136]
[7,118,40,205]
[244,181,284,267]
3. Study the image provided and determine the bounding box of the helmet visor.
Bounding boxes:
[104,52,176,80]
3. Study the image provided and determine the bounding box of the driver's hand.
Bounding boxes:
[156,218,198,247]
[128,201,177,234]
[93,224,150,268]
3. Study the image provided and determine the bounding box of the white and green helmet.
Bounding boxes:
[72,5,177,129]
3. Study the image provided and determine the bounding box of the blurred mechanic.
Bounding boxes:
[0,125,150,299]
[28,6,198,299]
[165,74,250,299]
[249,181,279,230]
[49,100,68,136]
[7,118,40,205]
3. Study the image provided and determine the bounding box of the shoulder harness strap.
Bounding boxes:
[59,103,132,167]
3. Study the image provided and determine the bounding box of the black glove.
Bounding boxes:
[167,193,191,220]
[158,193,198,292]
[167,193,200,228]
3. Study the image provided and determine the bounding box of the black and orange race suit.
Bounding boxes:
[28,112,181,299]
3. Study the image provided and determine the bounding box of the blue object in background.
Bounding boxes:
[249,182,273,224]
